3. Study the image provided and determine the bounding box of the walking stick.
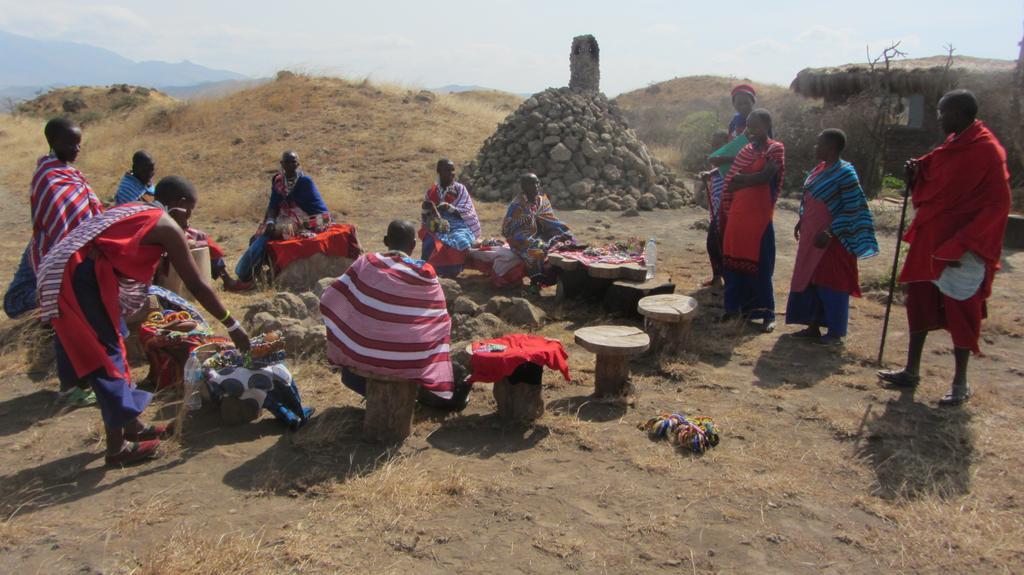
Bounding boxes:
[877,179,912,365]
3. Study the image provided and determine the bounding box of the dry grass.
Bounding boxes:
[118,525,275,575]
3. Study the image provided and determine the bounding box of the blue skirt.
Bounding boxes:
[55,258,152,428]
[785,285,851,337]
[723,223,776,320]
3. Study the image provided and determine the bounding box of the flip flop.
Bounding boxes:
[938,386,972,407]
[105,439,160,467]
[61,387,97,407]
[124,423,174,441]
[877,370,920,388]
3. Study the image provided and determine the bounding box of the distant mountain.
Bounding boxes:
[160,78,270,100]
[0,29,247,89]
[432,84,495,94]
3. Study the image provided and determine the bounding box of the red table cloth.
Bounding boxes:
[267,224,362,273]
[469,334,571,383]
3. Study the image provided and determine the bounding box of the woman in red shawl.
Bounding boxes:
[38,176,251,465]
[878,90,1011,406]
[719,109,785,332]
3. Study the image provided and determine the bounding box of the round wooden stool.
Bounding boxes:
[574,325,649,401]
[349,367,419,444]
[638,294,698,355]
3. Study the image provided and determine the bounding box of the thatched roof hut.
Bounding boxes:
[791,55,1016,104]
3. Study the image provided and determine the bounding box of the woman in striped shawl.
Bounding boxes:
[38,177,250,466]
[786,129,879,345]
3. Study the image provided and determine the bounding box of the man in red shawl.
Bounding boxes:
[878,90,1011,406]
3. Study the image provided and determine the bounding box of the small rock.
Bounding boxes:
[485,296,513,316]
[502,298,546,326]
[272,292,309,319]
[549,143,572,163]
[414,90,435,103]
[299,291,320,315]
[438,278,463,304]
[623,208,640,217]
[452,297,480,316]
[638,193,658,211]
[250,311,281,332]
[315,277,336,297]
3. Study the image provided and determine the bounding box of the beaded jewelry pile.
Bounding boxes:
[142,310,211,339]
[639,412,720,454]
[202,330,287,370]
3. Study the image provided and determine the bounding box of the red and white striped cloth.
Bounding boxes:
[29,155,104,271]
[36,204,158,323]
[319,252,454,398]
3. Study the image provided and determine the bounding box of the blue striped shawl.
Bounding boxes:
[801,160,879,260]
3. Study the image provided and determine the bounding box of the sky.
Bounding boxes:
[0,0,1020,96]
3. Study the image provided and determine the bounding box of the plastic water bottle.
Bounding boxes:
[182,352,203,411]
[644,238,657,280]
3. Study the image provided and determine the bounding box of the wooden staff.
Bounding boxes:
[877,179,913,365]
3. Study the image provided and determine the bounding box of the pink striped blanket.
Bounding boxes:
[319,252,454,399]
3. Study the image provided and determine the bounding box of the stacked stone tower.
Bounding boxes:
[460,35,689,212]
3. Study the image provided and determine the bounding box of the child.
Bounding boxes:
[699,130,730,288]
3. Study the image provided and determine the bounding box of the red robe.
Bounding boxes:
[899,120,1011,351]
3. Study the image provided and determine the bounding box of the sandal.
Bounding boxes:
[791,327,821,339]
[815,335,843,347]
[61,387,97,407]
[760,319,776,333]
[938,385,972,407]
[125,423,174,441]
[105,439,160,467]
[877,370,920,388]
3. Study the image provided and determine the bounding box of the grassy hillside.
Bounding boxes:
[0,73,515,239]
[616,75,821,191]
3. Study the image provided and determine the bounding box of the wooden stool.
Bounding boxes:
[638,294,698,355]
[467,345,545,423]
[350,367,418,444]
[574,326,649,402]
[604,276,675,316]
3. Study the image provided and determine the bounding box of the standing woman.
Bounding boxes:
[719,109,785,332]
[786,129,879,345]
[37,176,250,466]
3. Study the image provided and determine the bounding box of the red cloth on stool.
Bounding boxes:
[267,224,362,273]
[469,334,571,383]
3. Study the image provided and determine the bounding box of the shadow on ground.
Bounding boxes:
[222,405,397,494]
[547,395,627,422]
[752,335,846,389]
[426,413,550,458]
[855,389,974,500]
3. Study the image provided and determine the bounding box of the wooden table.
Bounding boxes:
[638,294,698,355]
[548,253,648,301]
[349,366,419,444]
[574,325,649,403]
[605,276,676,316]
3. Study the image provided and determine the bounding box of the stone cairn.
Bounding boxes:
[460,35,690,212]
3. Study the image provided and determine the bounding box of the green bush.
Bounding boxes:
[676,111,723,173]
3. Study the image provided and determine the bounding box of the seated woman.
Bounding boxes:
[37,176,250,466]
[719,109,785,332]
[786,129,879,345]
[320,220,470,411]
[419,159,480,278]
[502,173,574,288]
[233,150,331,288]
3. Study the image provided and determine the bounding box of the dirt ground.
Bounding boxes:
[0,175,1022,574]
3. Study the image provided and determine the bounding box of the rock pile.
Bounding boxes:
[243,291,326,359]
[459,89,690,212]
